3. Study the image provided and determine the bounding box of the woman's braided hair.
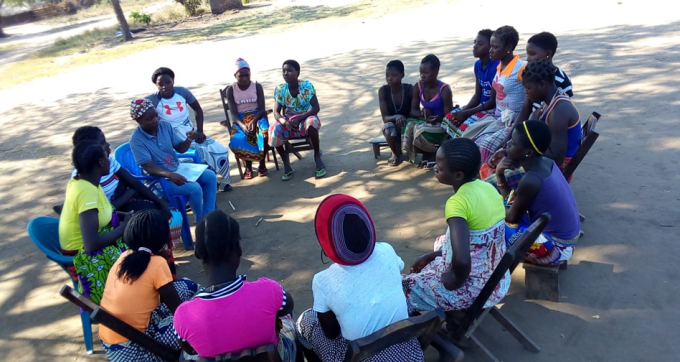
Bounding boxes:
[493,25,520,51]
[421,54,441,70]
[441,138,481,183]
[117,209,170,284]
[72,140,106,175]
[72,126,102,146]
[522,58,556,84]
[528,32,558,55]
[195,210,242,264]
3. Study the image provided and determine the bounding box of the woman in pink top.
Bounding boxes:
[173,210,298,361]
[226,58,271,179]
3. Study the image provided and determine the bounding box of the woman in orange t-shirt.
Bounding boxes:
[99,209,198,361]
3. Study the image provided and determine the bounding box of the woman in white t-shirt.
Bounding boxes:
[148,67,233,192]
[296,194,424,362]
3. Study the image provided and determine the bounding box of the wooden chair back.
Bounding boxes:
[343,309,445,362]
[90,306,180,361]
[448,213,551,339]
[220,86,234,133]
[59,285,98,313]
[199,343,281,362]
[562,112,601,180]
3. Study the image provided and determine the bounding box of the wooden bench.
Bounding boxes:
[523,262,568,302]
[369,137,389,159]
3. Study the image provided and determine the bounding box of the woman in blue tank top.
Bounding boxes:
[496,121,581,265]
[401,54,453,168]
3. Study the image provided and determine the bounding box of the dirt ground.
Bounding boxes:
[1,0,679,361]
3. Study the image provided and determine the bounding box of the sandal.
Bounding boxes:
[416,160,428,169]
[388,155,403,167]
[315,168,327,179]
[258,166,269,177]
[281,169,295,181]
[243,170,254,180]
[426,161,437,170]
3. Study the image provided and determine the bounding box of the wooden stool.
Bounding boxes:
[369,137,389,159]
[523,262,567,302]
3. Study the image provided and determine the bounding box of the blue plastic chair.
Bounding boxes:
[176,148,201,164]
[27,216,94,354]
[113,143,195,250]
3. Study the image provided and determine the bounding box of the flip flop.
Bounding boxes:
[388,155,403,166]
[258,167,269,177]
[243,170,254,180]
[426,161,437,170]
[315,168,327,179]
[281,170,295,181]
[416,160,428,169]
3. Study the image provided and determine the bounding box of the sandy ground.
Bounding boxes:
[1,0,679,360]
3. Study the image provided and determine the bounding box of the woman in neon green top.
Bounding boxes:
[59,140,128,303]
[402,138,510,312]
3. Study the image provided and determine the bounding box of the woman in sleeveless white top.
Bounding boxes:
[225,59,270,180]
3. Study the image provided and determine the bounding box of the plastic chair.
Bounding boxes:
[27,216,94,354]
[176,148,202,164]
[113,143,195,250]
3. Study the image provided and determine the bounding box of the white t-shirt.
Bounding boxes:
[312,242,409,341]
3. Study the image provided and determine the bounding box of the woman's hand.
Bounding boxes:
[168,172,187,186]
[496,157,518,175]
[185,131,198,142]
[421,108,432,120]
[195,131,207,144]
[410,253,435,273]
[246,122,256,135]
[441,271,458,291]
[487,149,507,169]
[395,115,406,128]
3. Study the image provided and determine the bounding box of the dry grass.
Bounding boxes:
[0,0,436,89]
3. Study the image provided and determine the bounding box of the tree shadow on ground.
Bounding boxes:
[1,21,680,361]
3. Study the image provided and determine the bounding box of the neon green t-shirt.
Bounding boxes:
[445,179,505,230]
[58,178,113,251]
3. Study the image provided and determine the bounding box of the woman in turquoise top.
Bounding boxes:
[269,59,326,181]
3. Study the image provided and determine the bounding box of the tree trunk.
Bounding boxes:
[0,0,6,38]
[209,0,241,15]
[109,0,132,41]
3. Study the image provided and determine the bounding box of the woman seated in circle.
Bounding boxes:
[148,67,232,192]
[99,209,199,361]
[403,54,453,167]
[471,25,527,164]
[516,31,574,122]
[297,194,424,362]
[129,98,217,223]
[377,60,414,166]
[269,59,326,181]
[226,58,271,179]
[54,126,172,216]
[442,29,499,138]
[497,121,581,265]
[58,140,128,303]
[402,138,509,313]
[174,210,298,361]
[482,59,581,190]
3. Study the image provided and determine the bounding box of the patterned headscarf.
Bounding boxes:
[234,58,250,76]
[130,98,154,120]
[314,194,376,266]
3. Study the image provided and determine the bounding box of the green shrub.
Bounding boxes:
[130,10,152,26]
